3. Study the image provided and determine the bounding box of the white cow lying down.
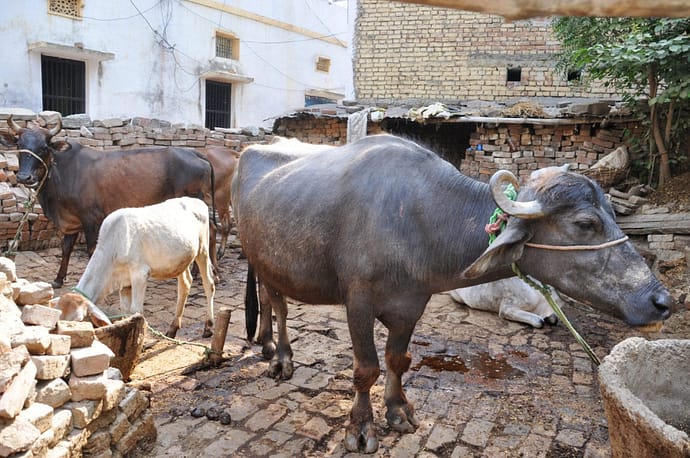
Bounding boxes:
[56,196,216,338]
[449,277,564,328]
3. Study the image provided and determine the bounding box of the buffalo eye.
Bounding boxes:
[574,217,599,233]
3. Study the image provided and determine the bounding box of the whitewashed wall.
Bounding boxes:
[0,0,352,128]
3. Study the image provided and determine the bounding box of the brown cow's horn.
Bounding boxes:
[490,170,544,219]
[6,114,22,134]
[43,116,62,137]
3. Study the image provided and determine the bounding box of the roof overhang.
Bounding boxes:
[28,41,115,62]
[202,70,254,84]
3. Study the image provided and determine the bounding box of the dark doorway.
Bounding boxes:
[41,55,85,115]
[205,80,232,129]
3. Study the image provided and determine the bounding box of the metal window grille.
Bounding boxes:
[205,80,231,129]
[41,55,86,115]
[48,0,82,18]
[316,56,331,73]
[216,34,237,60]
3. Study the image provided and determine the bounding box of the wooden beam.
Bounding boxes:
[391,0,690,20]
[186,0,347,47]
[616,213,690,235]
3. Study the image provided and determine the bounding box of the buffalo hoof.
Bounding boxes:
[52,279,65,289]
[261,340,277,360]
[165,327,179,339]
[344,421,378,454]
[386,403,419,433]
[267,357,294,380]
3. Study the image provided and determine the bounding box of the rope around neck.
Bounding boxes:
[486,182,602,366]
[525,235,629,251]
[4,149,50,255]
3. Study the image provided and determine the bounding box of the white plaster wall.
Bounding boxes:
[0,0,351,129]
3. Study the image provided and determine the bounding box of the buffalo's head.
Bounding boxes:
[464,165,673,328]
[0,115,66,187]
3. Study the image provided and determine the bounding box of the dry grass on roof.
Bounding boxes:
[500,101,549,118]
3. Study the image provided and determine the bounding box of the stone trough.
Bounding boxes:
[598,337,690,458]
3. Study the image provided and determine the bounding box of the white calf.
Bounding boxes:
[67,196,215,338]
[449,277,563,328]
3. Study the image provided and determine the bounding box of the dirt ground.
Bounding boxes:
[13,180,690,457]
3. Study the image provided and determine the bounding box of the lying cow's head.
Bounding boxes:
[0,115,66,187]
[464,165,672,328]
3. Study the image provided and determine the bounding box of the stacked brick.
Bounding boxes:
[273,113,383,145]
[0,257,154,457]
[459,119,644,183]
[0,116,273,252]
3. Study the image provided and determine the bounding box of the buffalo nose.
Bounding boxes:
[653,289,673,319]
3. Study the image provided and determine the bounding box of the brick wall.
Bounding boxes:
[0,117,273,252]
[355,1,619,104]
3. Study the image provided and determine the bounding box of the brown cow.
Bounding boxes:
[0,115,217,287]
[197,146,240,260]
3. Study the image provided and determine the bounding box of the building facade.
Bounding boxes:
[1,0,353,128]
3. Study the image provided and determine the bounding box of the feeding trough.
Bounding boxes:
[598,337,690,458]
[94,313,146,381]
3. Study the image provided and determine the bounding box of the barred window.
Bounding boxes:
[215,33,239,60]
[316,56,331,73]
[48,0,82,18]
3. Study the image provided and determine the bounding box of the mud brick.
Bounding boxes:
[36,378,72,408]
[17,401,53,433]
[69,372,108,401]
[30,427,55,457]
[109,411,132,443]
[46,334,71,356]
[70,341,114,377]
[65,399,103,428]
[0,345,30,393]
[114,410,156,455]
[83,429,112,454]
[56,320,95,348]
[32,354,70,380]
[11,325,51,355]
[21,304,61,328]
[102,378,126,411]
[50,408,73,447]
[119,387,149,421]
[0,359,37,418]
[0,416,41,456]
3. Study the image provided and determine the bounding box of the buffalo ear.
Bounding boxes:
[462,223,532,279]
[51,140,71,153]
[0,132,17,147]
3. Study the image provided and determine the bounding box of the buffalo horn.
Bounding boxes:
[490,170,544,218]
[6,114,22,134]
[43,116,62,137]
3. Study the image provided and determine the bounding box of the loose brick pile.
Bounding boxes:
[0,257,154,457]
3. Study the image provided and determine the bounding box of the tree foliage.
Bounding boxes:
[553,18,690,188]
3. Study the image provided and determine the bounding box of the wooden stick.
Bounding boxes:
[209,308,231,366]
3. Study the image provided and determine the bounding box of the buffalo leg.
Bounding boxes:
[208,222,220,282]
[53,233,79,288]
[344,296,380,454]
[378,297,425,434]
[257,284,276,360]
[168,267,193,338]
[382,323,419,433]
[262,284,293,379]
[195,252,216,338]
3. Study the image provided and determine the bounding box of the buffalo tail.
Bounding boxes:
[245,262,259,341]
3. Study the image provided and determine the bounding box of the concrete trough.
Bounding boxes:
[598,337,690,458]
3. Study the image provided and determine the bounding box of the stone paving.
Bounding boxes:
[12,243,690,457]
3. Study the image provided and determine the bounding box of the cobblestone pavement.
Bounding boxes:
[13,243,690,458]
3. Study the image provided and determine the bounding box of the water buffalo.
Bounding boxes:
[231,134,672,453]
[0,115,217,287]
